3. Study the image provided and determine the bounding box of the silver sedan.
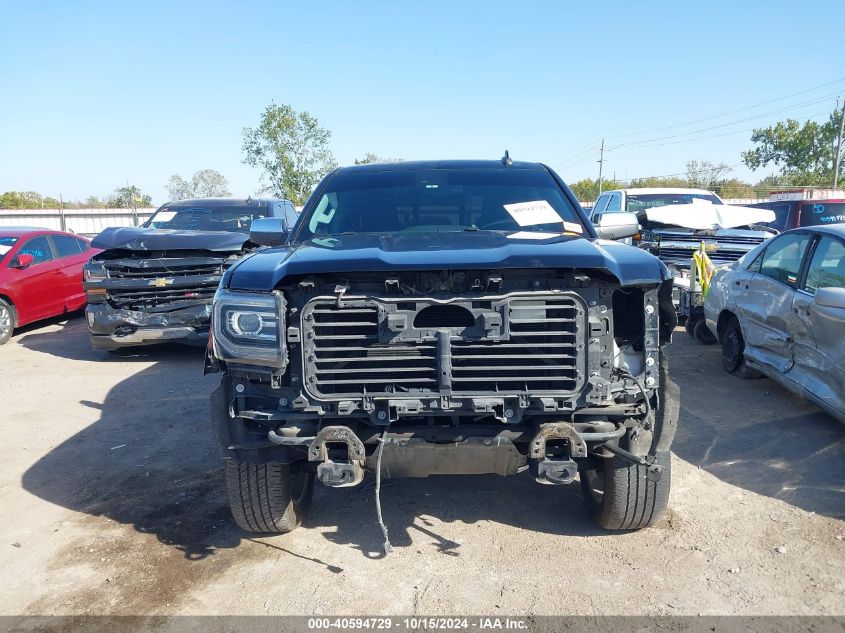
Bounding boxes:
[704,224,845,423]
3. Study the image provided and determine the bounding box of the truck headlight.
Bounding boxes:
[83,263,109,281]
[212,289,286,368]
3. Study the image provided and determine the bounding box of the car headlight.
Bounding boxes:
[212,289,286,369]
[83,263,109,281]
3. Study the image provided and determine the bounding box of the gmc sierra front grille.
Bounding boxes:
[302,295,585,399]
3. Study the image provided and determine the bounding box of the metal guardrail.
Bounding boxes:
[0,208,156,236]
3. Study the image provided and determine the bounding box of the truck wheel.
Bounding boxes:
[684,318,696,338]
[0,299,17,345]
[693,319,716,345]
[224,461,315,534]
[580,450,671,530]
[721,317,761,379]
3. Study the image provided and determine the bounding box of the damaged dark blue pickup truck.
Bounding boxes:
[83,197,297,349]
[207,159,679,537]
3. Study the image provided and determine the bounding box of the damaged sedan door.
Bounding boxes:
[790,235,845,419]
[739,232,812,373]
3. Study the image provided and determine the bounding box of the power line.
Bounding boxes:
[545,79,844,165]
[607,93,840,150]
[545,80,844,176]
[545,138,603,163]
[609,110,832,151]
[608,77,845,140]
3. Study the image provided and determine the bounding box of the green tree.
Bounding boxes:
[242,103,337,205]
[166,169,232,200]
[568,177,623,202]
[84,195,103,208]
[742,107,844,186]
[191,169,231,198]
[107,185,152,208]
[626,176,690,189]
[0,191,42,208]
[685,160,732,189]
[166,175,193,201]
[354,153,401,165]
[711,178,756,199]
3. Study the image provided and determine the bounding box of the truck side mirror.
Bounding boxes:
[249,217,289,247]
[593,212,640,240]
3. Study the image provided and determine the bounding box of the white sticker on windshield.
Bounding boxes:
[507,231,562,240]
[503,200,563,226]
[563,221,582,234]
[154,211,176,222]
[0,245,11,256]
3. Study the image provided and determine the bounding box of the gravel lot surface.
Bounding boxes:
[0,314,842,616]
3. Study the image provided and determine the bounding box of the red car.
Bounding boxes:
[0,228,98,345]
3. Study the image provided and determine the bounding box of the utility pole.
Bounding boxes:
[59,194,66,232]
[597,138,605,195]
[834,98,845,189]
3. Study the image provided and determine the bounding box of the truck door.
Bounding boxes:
[739,232,811,373]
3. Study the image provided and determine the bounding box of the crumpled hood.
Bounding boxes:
[91,226,250,252]
[225,231,669,290]
[645,199,775,230]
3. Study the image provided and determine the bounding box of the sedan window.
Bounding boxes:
[757,232,811,287]
[760,233,810,287]
[52,235,85,258]
[804,236,845,293]
[19,236,55,264]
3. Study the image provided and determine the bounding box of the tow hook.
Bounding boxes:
[529,422,587,486]
[602,443,663,482]
[308,426,366,487]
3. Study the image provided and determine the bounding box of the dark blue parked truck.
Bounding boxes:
[206,159,679,536]
[83,197,298,350]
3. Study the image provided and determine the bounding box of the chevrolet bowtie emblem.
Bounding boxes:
[152,278,174,287]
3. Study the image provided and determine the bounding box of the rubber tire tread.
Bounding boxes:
[592,450,671,530]
[224,461,311,534]
[0,299,17,346]
[722,317,762,379]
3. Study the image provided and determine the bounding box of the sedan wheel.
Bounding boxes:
[721,317,761,379]
[0,299,16,345]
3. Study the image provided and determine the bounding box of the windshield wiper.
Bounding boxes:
[462,225,479,232]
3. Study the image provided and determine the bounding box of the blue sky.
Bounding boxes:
[0,0,841,204]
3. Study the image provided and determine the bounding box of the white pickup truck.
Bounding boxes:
[589,187,777,342]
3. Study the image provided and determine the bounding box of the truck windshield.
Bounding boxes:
[626,193,722,214]
[800,202,845,227]
[294,168,584,240]
[144,205,269,233]
[0,236,18,256]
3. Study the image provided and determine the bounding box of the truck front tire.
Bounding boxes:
[224,461,315,534]
[580,450,671,530]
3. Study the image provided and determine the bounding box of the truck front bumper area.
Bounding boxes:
[86,303,212,349]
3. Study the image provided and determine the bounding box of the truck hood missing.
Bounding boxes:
[644,199,775,230]
[91,227,251,253]
[225,231,670,290]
